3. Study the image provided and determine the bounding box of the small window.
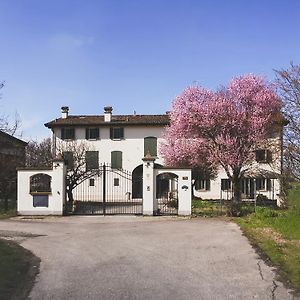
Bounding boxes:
[110,127,124,140]
[63,151,74,170]
[111,151,122,169]
[61,128,75,140]
[89,178,95,186]
[221,179,231,191]
[195,179,210,191]
[255,149,272,163]
[256,178,272,191]
[86,128,99,140]
[144,137,157,156]
[86,151,99,171]
[33,195,49,207]
[114,178,120,186]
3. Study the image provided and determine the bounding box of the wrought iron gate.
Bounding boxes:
[156,173,178,215]
[70,164,142,215]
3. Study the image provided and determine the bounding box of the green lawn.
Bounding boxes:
[0,239,40,299]
[236,187,300,292]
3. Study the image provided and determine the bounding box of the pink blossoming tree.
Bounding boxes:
[160,75,281,216]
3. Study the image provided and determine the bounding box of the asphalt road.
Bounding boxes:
[0,216,297,300]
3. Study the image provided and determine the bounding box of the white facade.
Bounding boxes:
[52,126,165,172]
[46,107,284,206]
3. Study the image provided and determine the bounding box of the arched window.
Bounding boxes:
[30,173,52,193]
[111,151,122,169]
[144,137,157,157]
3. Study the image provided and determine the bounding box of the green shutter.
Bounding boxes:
[267,179,272,191]
[61,128,66,139]
[86,151,99,171]
[205,179,210,191]
[267,150,272,163]
[111,151,122,169]
[144,137,157,156]
[63,151,74,169]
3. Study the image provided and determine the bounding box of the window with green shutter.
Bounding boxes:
[62,151,74,169]
[111,151,122,169]
[144,137,157,156]
[110,128,124,140]
[195,179,210,191]
[86,128,99,140]
[221,179,231,191]
[61,128,75,140]
[86,151,99,171]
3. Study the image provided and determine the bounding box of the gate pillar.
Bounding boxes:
[142,154,156,215]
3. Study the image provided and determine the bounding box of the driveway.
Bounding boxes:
[0,216,296,300]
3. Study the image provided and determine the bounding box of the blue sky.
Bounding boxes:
[0,0,300,140]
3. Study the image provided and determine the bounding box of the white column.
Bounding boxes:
[142,156,155,215]
[178,170,192,215]
[52,157,67,214]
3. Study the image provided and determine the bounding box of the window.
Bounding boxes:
[30,173,52,193]
[86,128,99,140]
[61,128,75,140]
[63,151,74,169]
[111,151,122,169]
[33,195,49,207]
[89,178,95,186]
[86,151,99,171]
[195,179,210,191]
[144,137,157,156]
[256,178,271,191]
[110,127,124,140]
[114,178,120,186]
[221,179,231,191]
[255,149,272,163]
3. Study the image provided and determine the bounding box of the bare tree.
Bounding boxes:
[26,138,53,168]
[0,81,21,136]
[56,141,100,203]
[275,63,300,180]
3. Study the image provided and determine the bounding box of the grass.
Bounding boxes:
[0,209,17,220]
[0,239,40,299]
[236,186,300,292]
[0,199,17,219]
[192,199,255,217]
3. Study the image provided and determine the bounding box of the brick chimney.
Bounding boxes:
[104,106,113,122]
[61,106,69,119]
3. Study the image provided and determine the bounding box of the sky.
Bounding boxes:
[1,0,300,141]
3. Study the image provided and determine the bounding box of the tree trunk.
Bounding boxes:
[67,189,74,203]
[230,173,242,217]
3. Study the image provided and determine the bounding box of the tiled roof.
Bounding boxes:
[45,114,170,128]
[0,130,28,146]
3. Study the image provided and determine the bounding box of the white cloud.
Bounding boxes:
[48,33,95,51]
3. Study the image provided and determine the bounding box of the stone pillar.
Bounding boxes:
[178,170,192,215]
[142,154,156,215]
[52,156,67,214]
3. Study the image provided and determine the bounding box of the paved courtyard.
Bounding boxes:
[0,216,297,299]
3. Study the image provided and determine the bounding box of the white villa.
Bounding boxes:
[44,106,285,206]
[17,105,285,216]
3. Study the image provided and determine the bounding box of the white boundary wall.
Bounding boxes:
[17,159,66,215]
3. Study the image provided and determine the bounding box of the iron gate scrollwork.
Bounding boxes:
[70,164,142,215]
[156,172,178,215]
